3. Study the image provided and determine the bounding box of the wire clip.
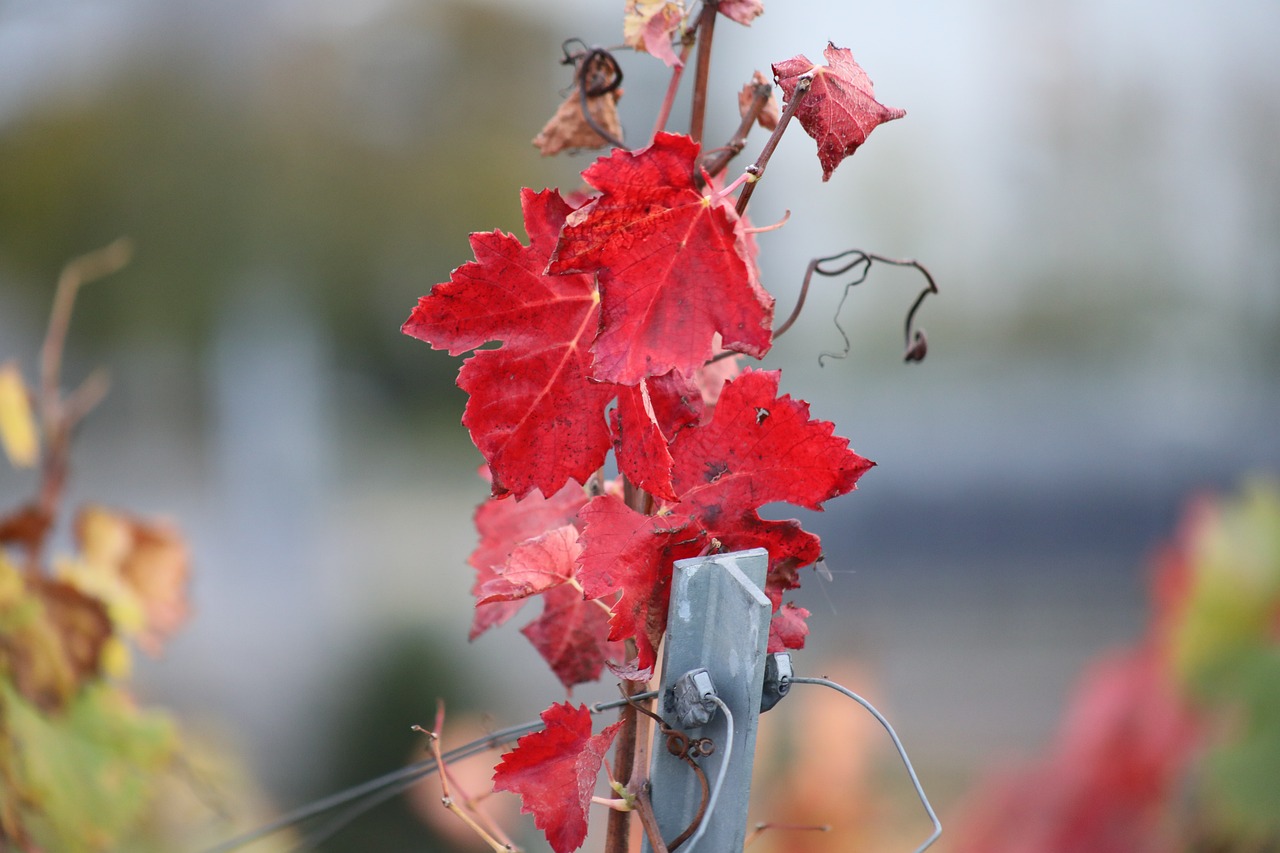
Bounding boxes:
[760,651,793,713]
[666,668,719,729]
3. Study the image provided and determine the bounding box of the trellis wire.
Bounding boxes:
[204,691,656,853]
[790,676,941,852]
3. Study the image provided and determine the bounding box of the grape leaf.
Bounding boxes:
[402,189,616,499]
[669,368,873,515]
[469,483,588,640]
[71,506,190,656]
[768,602,810,652]
[718,0,764,26]
[623,0,685,68]
[548,132,774,385]
[521,584,616,691]
[0,555,111,711]
[476,525,581,605]
[577,494,701,676]
[533,89,623,156]
[578,369,872,676]
[0,360,39,468]
[772,42,906,181]
[493,702,624,853]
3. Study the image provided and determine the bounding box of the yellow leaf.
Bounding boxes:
[0,361,39,468]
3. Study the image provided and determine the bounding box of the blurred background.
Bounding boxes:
[1,0,1277,849]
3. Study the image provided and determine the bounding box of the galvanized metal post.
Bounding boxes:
[642,548,771,853]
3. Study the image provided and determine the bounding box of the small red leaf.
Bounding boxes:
[493,702,624,853]
[469,484,587,640]
[772,42,906,181]
[403,188,615,499]
[768,602,810,652]
[548,133,774,385]
[521,584,615,691]
[476,525,581,604]
[717,0,764,26]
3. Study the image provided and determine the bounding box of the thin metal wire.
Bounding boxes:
[680,694,734,853]
[204,691,657,853]
[790,676,941,852]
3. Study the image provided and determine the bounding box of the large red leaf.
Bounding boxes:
[468,483,588,640]
[493,702,624,853]
[402,189,615,499]
[548,132,774,385]
[669,369,874,514]
[772,42,906,181]
[577,370,871,677]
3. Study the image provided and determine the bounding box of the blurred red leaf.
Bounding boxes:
[772,42,906,181]
[521,584,616,691]
[548,133,774,385]
[493,702,623,853]
[953,648,1201,853]
[402,189,615,499]
[718,0,764,26]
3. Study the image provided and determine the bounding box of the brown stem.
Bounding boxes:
[603,684,639,853]
[734,75,812,217]
[26,239,131,572]
[699,81,771,179]
[688,2,717,144]
[634,782,670,853]
[651,34,696,140]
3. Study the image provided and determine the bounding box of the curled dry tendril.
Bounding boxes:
[561,38,626,149]
[772,250,937,365]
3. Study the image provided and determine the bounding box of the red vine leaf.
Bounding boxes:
[577,495,702,678]
[669,369,873,515]
[623,1,685,68]
[521,584,616,691]
[469,483,588,640]
[717,0,764,27]
[578,370,871,676]
[772,42,906,181]
[548,133,774,385]
[402,189,615,499]
[768,602,810,652]
[475,525,581,605]
[493,702,624,853]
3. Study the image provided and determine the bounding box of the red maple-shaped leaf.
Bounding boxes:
[493,702,624,853]
[579,369,872,676]
[669,368,873,515]
[469,483,587,640]
[772,42,906,181]
[402,189,615,499]
[548,132,774,385]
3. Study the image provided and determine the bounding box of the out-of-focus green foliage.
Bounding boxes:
[1166,480,1280,843]
[0,3,562,395]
